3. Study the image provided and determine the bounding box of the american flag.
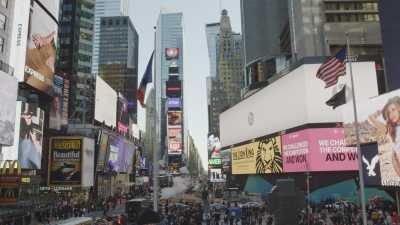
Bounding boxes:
[316,48,347,88]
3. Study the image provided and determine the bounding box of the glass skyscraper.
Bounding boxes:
[92,0,128,75]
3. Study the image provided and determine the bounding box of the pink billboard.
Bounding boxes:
[282,128,358,172]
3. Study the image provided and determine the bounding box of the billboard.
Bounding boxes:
[209,168,225,183]
[9,0,30,80]
[361,142,382,186]
[231,136,283,175]
[107,136,134,173]
[117,93,129,134]
[96,132,109,172]
[49,75,68,130]
[168,142,182,155]
[0,74,18,145]
[81,137,95,187]
[95,76,117,127]
[167,98,182,109]
[282,128,358,173]
[208,135,221,159]
[168,65,179,75]
[167,111,182,126]
[18,102,45,169]
[343,89,400,187]
[0,102,22,162]
[49,138,82,186]
[24,0,59,95]
[166,80,182,97]
[168,127,182,155]
[124,142,135,173]
[165,48,180,60]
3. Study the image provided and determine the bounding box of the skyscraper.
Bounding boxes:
[205,23,220,79]
[241,0,383,92]
[98,16,139,124]
[0,0,15,66]
[92,0,128,75]
[58,0,95,125]
[155,10,184,169]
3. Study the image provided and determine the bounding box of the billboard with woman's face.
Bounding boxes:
[343,89,400,186]
[18,102,44,169]
[24,0,59,96]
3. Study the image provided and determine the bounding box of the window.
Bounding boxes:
[0,13,6,30]
[0,0,7,8]
[0,37,5,52]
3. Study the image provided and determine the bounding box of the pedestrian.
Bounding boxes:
[137,208,161,225]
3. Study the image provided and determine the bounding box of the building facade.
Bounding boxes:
[58,0,96,125]
[144,88,156,161]
[0,0,14,65]
[92,0,128,75]
[241,0,383,93]
[98,16,139,123]
[155,10,185,169]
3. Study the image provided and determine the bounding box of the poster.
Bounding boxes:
[24,0,59,96]
[49,138,82,185]
[232,136,283,175]
[0,74,18,145]
[343,89,400,186]
[167,111,182,126]
[18,102,44,169]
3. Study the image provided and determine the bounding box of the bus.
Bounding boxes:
[55,217,93,225]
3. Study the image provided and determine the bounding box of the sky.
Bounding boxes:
[129,0,241,169]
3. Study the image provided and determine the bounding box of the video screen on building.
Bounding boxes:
[49,75,69,130]
[117,93,129,134]
[166,80,182,97]
[165,48,179,60]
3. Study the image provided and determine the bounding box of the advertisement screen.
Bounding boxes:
[49,75,68,130]
[343,89,400,186]
[18,102,45,169]
[168,65,179,75]
[168,127,182,142]
[361,142,382,186]
[124,142,135,173]
[167,98,182,109]
[165,48,180,60]
[166,80,182,97]
[167,111,182,126]
[282,128,357,172]
[168,142,182,155]
[107,136,131,173]
[24,0,59,96]
[62,79,70,125]
[117,93,129,134]
[208,135,221,159]
[0,74,18,145]
[232,136,283,175]
[96,132,109,172]
[81,137,95,187]
[209,168,225,182]
[95,76,117,127]
[49,138,82,186]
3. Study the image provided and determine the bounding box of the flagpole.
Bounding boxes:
[153,26,159,212]
[346,32,368,225]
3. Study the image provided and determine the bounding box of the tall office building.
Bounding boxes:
[92,0,128,75]
[98,16,139,123]
[206,10,243,137]
[241,0,383,92]
[155,10,185,169]
[0,0,15,65]
[58,0,95,125]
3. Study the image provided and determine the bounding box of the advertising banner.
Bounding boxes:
[361,142,382,186]
[107,136,133,173]
[282,128,357,172]
[49,138,82,186]
[165,48,180,60]
[168,127,182,143]
[343,89,400,186]
[209,168,225,182]
[167,111,182,126]
[167,98,182,109]
[49,75,67,130]
[96,132,109,172]
[0,102,22,162]
[232,136,283,175]
[0,74,18,146]
[24,0,59,96]
[117,93,129,134]
[168,142,182,155]
[81,137,95,187]
[166,80,182,97]
[208,158,222,169]
[62,79,70,125]
[208,135,221,159]
[18,102,45,169]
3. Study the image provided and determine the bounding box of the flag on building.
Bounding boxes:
[316,48,347,88]
[137,51,154,107]
[326,85,346,109]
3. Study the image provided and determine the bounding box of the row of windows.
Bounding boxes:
[101,18,128,26]
[0,12,6,31]
[325,2,378,11]
[326,13,379,22]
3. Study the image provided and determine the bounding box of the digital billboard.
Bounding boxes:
[0,74,18,146]
[167,111,182,126]
[167,127,182,155]
[125,141,135,173]
[96,132,109,172]
[209,168,225,183]
[18,102,45,169]
[166,80,182,97]
[49,75,68,130]
[343,89,400,187]
[24,0,59,96]
[95,76,117,127]
[282,128,358,172]
[168,65,179,75]
[117,93,129,134]
[167,98,182,109]
[107,136,133,173]
[49,138,82,186]
[165,48,179,60]
[168,142,182,155]
[232,136,283,175]
[208,135,221,159]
